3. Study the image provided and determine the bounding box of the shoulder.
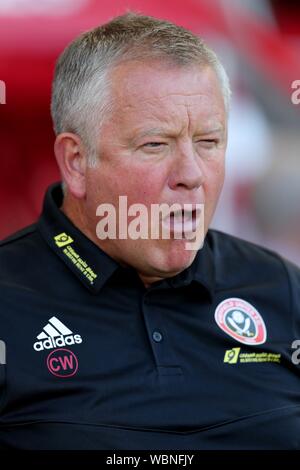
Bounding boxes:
[0,223,40,255]
[0,224,37,246]
[207,228,285,264]
[206,228,300,289]
[0,224,48,284]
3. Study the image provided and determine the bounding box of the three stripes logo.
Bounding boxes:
[33,316,83,352]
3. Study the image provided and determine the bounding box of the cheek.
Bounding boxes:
[118,164,166,205]
[204,162,225,201]
[90,161,165,210]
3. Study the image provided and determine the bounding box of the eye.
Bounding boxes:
[143,142,165,148]
[196,139,218,148]
[140,142,167,153]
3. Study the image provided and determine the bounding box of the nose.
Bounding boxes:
[167,143,204,191]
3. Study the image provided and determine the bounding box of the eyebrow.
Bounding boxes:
[196,126,224,135]
[135,128,171,139]
[135,126,224,139]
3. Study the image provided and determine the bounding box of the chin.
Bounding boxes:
[151,240,198,275]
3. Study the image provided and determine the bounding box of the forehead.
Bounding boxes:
[107,60,226,134]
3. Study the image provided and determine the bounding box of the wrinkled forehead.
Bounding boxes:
[107,60,226,133]
[109,59,223,102]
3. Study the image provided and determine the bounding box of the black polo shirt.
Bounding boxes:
[0,182,300,450]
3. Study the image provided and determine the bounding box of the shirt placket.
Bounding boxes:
[141,286,183,377]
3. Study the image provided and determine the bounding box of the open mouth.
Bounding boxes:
[163,208,201,235]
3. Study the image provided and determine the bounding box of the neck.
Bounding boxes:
[61,194,177,289]
[61,195,98,246]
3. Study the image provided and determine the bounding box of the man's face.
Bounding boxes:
[84,60,227,284]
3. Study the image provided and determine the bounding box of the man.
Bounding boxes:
[0,13,300,450]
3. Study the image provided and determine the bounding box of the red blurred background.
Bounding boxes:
[0,0,299,262]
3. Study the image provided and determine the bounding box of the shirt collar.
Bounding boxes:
[167,235,215,301]
[37,182,119,294]
[37,182,215,298]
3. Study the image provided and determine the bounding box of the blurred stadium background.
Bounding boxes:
[0,0,299,264]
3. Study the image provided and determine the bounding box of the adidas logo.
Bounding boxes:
[33,316,83,352]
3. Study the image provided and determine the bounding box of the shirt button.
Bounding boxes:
[152,331,163,342]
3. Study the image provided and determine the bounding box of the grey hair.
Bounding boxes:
[51,12,231,167]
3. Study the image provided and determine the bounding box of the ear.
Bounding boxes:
[54,132,87,199]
